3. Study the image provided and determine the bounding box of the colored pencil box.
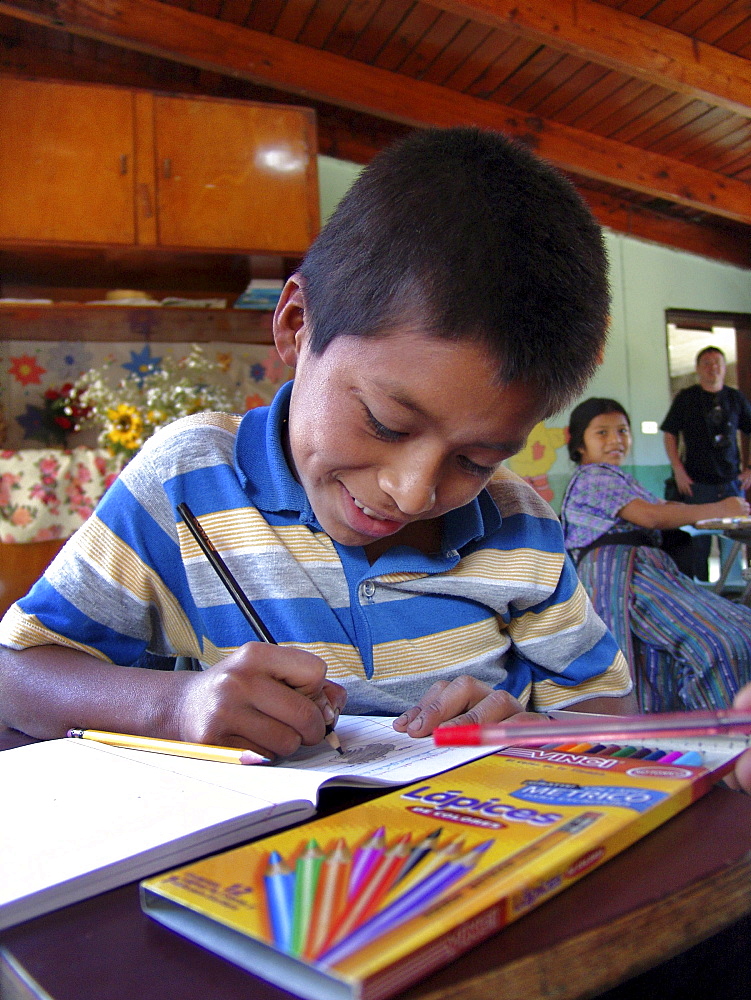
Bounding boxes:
[140,740,739,1000]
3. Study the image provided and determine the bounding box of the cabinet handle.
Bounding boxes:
[163,158,172,179]
[138,183,154,219]
[119,154,128,175]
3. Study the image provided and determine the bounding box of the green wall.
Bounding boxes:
[318,155,363,225]
[316,155,751,509]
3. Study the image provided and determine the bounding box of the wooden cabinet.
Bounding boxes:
[152,95,318,252]
[0,77,320,255]
[0,78,136,245]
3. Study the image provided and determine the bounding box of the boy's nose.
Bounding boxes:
[379,455,439,517]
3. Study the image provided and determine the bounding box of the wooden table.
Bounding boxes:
[1,726,751,1000]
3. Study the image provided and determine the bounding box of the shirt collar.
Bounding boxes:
[234,381,317,523]
[443,488,501,552]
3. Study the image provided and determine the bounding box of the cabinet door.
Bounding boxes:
[153,96,319,253]
[0,78,136,246]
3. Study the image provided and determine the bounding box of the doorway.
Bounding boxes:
[665,309,751,590]
[665,308,751,403]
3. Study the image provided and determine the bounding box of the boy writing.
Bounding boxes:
[0,127,635,760]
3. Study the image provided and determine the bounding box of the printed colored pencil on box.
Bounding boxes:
[392,827,442,886]
[264,851,295,952]
[385,837,465,903]
[263,830,497,964]
[303,840,352,960]
[317,839,492,966]
[348,827,386,899]
[290,840,325,957]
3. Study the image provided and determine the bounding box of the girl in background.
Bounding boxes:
[561,397,751,712]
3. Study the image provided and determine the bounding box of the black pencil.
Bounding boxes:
[177,502,343,756]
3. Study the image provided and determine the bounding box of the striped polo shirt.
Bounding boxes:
[0,381,631,715]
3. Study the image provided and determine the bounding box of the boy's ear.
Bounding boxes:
[273,274,307,369]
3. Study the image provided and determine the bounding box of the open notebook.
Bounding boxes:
[0,716,494,931]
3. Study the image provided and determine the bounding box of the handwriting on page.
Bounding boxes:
[274,716,490,779]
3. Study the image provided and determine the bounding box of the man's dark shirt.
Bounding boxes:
[661,384,751,484]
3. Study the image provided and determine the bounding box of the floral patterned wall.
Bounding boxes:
[1,339,290,451]
[0,339,292,542]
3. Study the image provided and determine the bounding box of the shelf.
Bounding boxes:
[0,304,274,344]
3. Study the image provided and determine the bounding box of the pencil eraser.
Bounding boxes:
[239,750,272,765]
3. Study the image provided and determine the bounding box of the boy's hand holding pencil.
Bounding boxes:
[175,502,346,760]
[173,640,347,760]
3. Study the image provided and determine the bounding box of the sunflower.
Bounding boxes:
[105,404,144,453]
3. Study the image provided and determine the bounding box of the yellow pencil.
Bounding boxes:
[66,728,270,765]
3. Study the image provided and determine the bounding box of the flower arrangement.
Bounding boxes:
[37,383,91,448]
[69,345,244,458]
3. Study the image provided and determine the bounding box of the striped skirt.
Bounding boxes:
[577,544,751,712]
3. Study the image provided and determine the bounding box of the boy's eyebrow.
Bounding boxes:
[378,384,527,455]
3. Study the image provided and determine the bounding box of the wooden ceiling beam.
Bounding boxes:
[578,189,751,270]
[431,0,751,120]
[1,0,750,224]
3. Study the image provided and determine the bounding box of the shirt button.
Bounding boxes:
[362,581,376,598]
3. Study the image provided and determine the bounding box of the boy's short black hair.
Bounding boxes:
[567,397,630,463]
[299,126,609,416]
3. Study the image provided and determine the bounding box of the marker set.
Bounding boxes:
[263,827,488,966]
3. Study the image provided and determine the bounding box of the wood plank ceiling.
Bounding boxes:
[1,0,750,268]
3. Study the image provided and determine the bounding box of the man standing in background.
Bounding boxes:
[661,345,751,580]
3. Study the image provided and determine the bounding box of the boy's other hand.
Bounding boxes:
[393,676,537,738]
[724,682,751,795]
[173,642,347,760]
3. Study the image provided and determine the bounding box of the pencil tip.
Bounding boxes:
[325,727,344,755]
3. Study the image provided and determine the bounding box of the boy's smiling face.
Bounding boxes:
[274,279,547,553]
